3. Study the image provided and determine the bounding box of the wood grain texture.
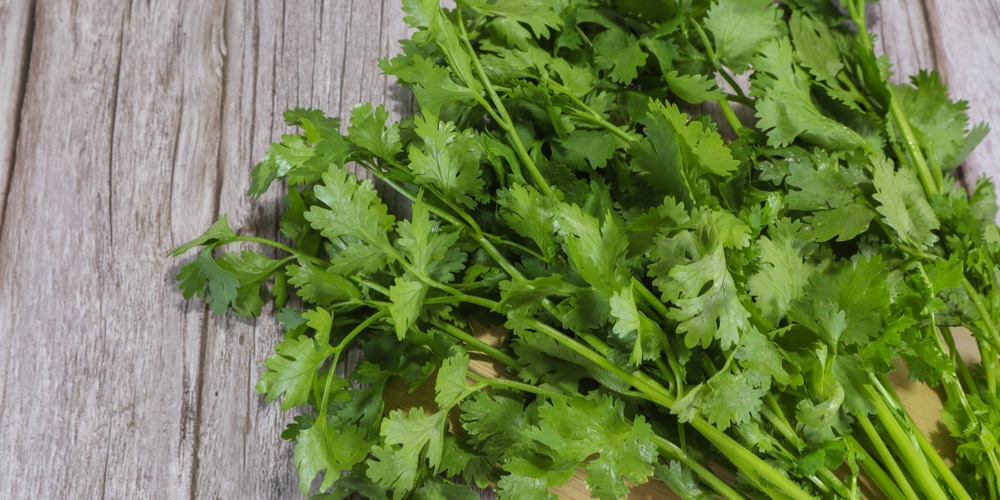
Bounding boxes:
[0,0,34,237]
[0,2,996,499]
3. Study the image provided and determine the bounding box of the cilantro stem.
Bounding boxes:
[688,21,745,137]
[848,0,941,197]
[845,434,909,500]
[454,10,554,198]
[432,320,522,372]
[320,309,390,417]
[961,278,1000,355]
[889,93,941,197]
[469,374,566,401]
[235,236,328,267]
[873,373,980,500]
[544,78,637,145]
[865,385,951,500]
[856,412,921,500]
[650,434,747,500]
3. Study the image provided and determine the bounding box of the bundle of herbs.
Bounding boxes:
[171,0,1000,498]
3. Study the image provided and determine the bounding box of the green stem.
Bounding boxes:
[865,385,950,500]
[872,375,977,500]
[433,320,522,371]
[856,412,921,500]
[236,236,327,267]
[651,434,747,500]
[545,78,637,145]
[961,278,1000,355]
[845,435,909,500]
[889,92,940,197]
[469,374,566,400]
[455,13,554,197]
[320,309,390,416]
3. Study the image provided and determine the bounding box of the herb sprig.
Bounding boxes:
[172,0,999,498]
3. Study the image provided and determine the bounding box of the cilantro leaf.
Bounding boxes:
[526,394,657,499]
[704,0,780,72]
[593,28,647,85]
[367,408,449,498]
[748,219,816,323]
[498,184,558,260]
[388,278,428,340]
[462,0,563,39]
[169,216,237,256]
[397,199,466,283]
[256,308,337,410]
[675,369,769,430]
[434,351,473,408]
[176,249,240,315]
[347,103,402,160]
[554,203,629,293]
[871,155,940,250]
[652,215,751,350]
[286,262,363,307]
[752,38,868,151]
[409,114,485,209]
[305,167,396,252]
[294,418,372,494]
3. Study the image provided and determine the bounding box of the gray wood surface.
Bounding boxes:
[0,2,997,499]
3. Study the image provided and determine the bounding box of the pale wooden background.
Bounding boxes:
[0,1,997,499]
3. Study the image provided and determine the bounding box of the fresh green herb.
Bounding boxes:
[172,0,999,498]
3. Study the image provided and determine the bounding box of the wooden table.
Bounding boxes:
[1,2,997,498]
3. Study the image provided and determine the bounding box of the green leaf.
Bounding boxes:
[675,370,768,430]
[498,184,559,260]
[871,155,940,249]
[348,103,402,160]
[526,395,657,499]
[389,278,428,340]
[894,70,984,172]
[409,114,485,209]
[256,308,337,409]
[367,408,449,498]
[609,286,668,366]
[462,0,564,39]
[653,216,751,350]
[735,328,796,387]
[397,199,467,283]
[704,0,780,72]
[169,216,237,256]
[287,262,363,307]
[554,203,629,293]
[555,129,618,170]
[294,418,372,494]
[176,249,240,315]
[644,99,741,179]
[748,219,816,322]
[414,479,480,500]
[593,28,647,84]
[435,350,473,408]
[752,38,868,150]
[380,55,479,117]
[305,167,396,252]
[216,250,285,317]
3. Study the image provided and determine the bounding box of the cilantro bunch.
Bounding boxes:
[171,0,1000,498]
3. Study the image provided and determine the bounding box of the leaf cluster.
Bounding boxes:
[171,0,1000,499]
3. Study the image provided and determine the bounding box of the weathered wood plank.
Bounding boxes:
[0,1,129,498]
[0,0,34,234]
